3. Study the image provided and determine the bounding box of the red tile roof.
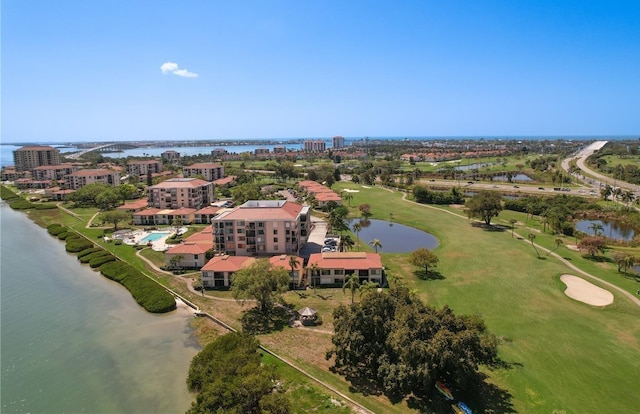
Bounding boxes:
[307,252,382,270]
[151,178,210,189]
[165,242,213,255]
[268,255,304,271]
[134,208,162,216]
[213,176,235,186]
[68,168,117,177]
[194,206,221,215]
[201,255,256,272]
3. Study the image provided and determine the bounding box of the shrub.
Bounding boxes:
[90,254,116,268]
[48,224,65,235]
[0,186,20,200]
[77,247,104,258]
[99,262,176,313]
[114,239,123,245]
[57,232,70,240]
[79,250,111,263]
[35,203,57,210]
[65,234,94,253]
[9,199,34,210]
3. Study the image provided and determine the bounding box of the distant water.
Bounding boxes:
[0,203,199,413]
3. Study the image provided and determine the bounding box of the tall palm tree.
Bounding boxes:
[527,233,540,258]
[340,235,355,252]
[309,263,320,295]
[622,190,635,207]
[369,238,382,253]
[509,219,517,238]
[288,256,300,288]
[342,274,361,304]
[352,222,362,251]
[547,238,564,256]
[342,191,353,207]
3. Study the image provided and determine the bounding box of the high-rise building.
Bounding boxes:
[332,136,345,149]
[13,146,61,172]
[303,140,326,152]
[147,178,214,210]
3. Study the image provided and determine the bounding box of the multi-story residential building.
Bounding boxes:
[212,200,311,256]
[182,163,225,182]
[147,178,214,210]
[303,140,326,152]
[306,252,383,287]
[64,169,120,190]
[125,160,163,177]
[13,146,61,172]
[273,146,286,154]
[33,163,79,181]
[254,148,270,156]
[332,135,345,149]
[161,150,180,163]
[211,148,227,157]
[165,242,213,270]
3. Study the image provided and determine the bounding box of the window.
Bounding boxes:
[236,228,244,234]
[334,269,344,275]
[273,237,278,243]
[193,255,198,260]
[273,229,278,235]
[321,269,331,275]
[370,269,379,275]
[238,244,245,249]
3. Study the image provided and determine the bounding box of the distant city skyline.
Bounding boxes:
[3,1,639,143]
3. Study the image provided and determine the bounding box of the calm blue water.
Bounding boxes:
[141,232,171,242]
[575,219,636,241]
[0,203,199,413]
[348,218,438,252]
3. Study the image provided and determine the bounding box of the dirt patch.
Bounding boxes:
[560,274,614,306]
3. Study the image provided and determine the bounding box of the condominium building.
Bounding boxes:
[161,150,180,163]
[332,136,345,149]
[125,160,163,177]
[64,169,121,190]
[212,200,311,256]
[182,163,225,182]
[13,146,61,172]
[306,252,383,286]
[147,178,214,210]
[33,163,79,181]
[303,140,326,152]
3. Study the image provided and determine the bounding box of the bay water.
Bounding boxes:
[0,203,199,413]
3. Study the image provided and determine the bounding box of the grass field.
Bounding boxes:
[11,186,640,413]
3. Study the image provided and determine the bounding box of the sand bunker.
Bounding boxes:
[342,189,360,193]
[560,275,614,306]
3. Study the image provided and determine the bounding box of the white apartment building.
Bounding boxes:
[147,178,214,210]
[65,169,121,190]
[182,163,225,181]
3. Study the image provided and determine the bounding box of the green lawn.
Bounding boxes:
[332,181,640,413]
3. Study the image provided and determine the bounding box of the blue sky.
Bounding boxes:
[2,0,639,143]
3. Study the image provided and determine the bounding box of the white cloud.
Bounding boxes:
[160,62,198,78]
[173,68,198,78]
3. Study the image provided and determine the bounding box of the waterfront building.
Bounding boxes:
[65,168,120,190]
[13,146,61,172]
[332,136,345,149]
[182,163,225,181]
[212,200,310,256]
[33,163,79,181]
[254,148,270,156]
[273,146,286,154]
[147,178,214,210]
[303,140,326,152]
[165,242,213,270]
[126,160,163,177]
[161,150,180,163]
[200,255,256,288]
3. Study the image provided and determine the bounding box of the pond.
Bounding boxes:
[348,219,438,253]
[493,174,534,182]
[454,162,493,171]
[575,219,636,241]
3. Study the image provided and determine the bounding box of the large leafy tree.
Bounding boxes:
[186,332,291,414]
[99,210,132,231]
[231,259,290,312]
[465,191,503,225]
[327,286,498,400]
[409,248,439,275]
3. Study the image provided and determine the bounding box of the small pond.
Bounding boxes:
[454,163,493,171]
[575,219,636,241]
[493,174,534,182]
[347,219,438,253]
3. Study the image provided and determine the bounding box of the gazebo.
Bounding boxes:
[297,307,318,325]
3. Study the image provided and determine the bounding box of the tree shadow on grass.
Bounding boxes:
[471,222,506,232]
[414,269,446,281]
[582,255,612,263]
[241,306,292,335]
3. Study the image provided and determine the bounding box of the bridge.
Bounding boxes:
[66,143,139,159]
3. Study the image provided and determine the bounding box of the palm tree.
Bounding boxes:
[509,218,517,238]
[288,256,300,288]
[342,274,361,304]
[342,191,353,207]
[622,190,635,207]
[527,234,540,258]
[369,238,382,253]
[169,254,184,272]
[352,222,362,251]
[340,234,355,251]
[588,222,604,237]
[547,238,564,256]
[309,263,320,295]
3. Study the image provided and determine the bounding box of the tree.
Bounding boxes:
[118,184,138,203]
[342,191,353,207]
[528,233,540,258]
[169,254,184,272]
[327,285,498,399]
[187,332,291,414]
[409,248,439,275]
[288,256,299,288]
[547,238,564,256]
[171,216,183,234]
[578,236,607,257]
[231,259,290,312]
[99,210,132,231]
[95,188,120,210]
[612,252,635,273]
[509,218,517,237]
[340,234,355,252]
[358,203,372,219]
[588,222,604,237]
[352,222,362,251]
[369,238,382,253]
[231,183,261,205]
[342,274,361,304]
[309,263,320,295]
[464,191,503,225]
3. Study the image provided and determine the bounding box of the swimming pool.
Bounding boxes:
[140,232,170,243]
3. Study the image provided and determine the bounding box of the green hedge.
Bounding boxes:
[77,247,104,258]
[0,186,19,200]
[99,262,176,313]
[35,203,58,210]
[79,250,112,264]
[48,224,68,236]
[90,254,116,268]
[57,231,70,240]
[65,235,94,253]
[9,199,34,209]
